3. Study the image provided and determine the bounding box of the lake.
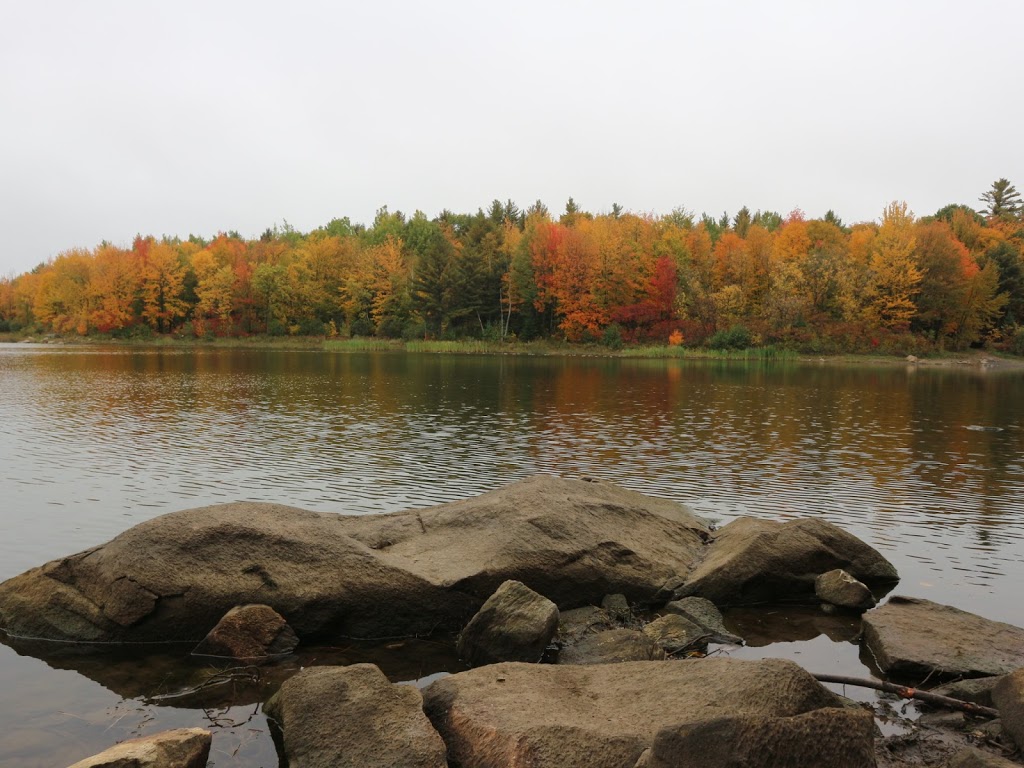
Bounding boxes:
[1,344,1022,766]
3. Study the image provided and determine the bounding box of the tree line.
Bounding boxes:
[1,179,1022,354]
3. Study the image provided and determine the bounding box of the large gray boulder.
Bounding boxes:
[861,597,1024,680]
[456,580,558,665]
[422,658,851,768]
[0,476,710,642]
[264,664,447,768]
[673,517,898,605]
[643,708,876,768]
[67,728,211,768]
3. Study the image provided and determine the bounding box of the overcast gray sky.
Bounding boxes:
[1,0,1021,276]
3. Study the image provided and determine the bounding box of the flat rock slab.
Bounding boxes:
[423,657,846,768]
[264,664,447,768]
[862,596,1024,680]
[68,728,211,768]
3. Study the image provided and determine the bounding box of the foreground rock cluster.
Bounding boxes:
[2,476,1021,767]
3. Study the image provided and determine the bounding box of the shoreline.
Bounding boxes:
[2,332,1023,369]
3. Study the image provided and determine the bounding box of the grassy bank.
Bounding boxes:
[5,331,1021,367]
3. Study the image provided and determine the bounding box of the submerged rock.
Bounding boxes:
[861,597,1024,680]
[456,580,558,665]
[674,517,898,605]
[264,664,447,768]
[662,597,743,645]
[67,728,211,768]
[422,658,851,768]
[192,603,298,660]
[558,628,666,664]
[0,476,710,643]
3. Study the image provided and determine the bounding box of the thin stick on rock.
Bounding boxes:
[812,673,999,718]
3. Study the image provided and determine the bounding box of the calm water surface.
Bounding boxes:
[1,345,1022,765]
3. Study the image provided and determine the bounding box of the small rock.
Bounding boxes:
[973,719,1005,743]
[992,668,1024,749]
[264,664,447,768]
[642,614,708,655]
[558,605,613,644]
[918,710,967,729]
[602,593,632,623]
[906,355,919,363]
[558,628,665,665]
[948,746,1021,767]
[68,728,211,768]
[815,569,876,611]
[456,579,559,665]
[674,516,899,605]
[663,597,743,645]
[192,604,298,660]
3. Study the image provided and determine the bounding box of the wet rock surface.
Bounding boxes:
[264,664,447,768]
[456,579,558,665]
[67,728,211,768]
[862,597,1024,680]
[422,657,849,768]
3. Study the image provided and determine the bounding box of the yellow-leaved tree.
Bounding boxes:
[866,202,921,331]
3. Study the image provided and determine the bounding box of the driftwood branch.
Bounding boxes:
[812,673,999,718]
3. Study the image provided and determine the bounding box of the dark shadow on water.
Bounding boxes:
[0,630,467,710]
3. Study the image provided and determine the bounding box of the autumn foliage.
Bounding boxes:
[2,186,1023,354]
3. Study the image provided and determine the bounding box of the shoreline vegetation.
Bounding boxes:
[2,182,1023,360]
[3,331,1022,369]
